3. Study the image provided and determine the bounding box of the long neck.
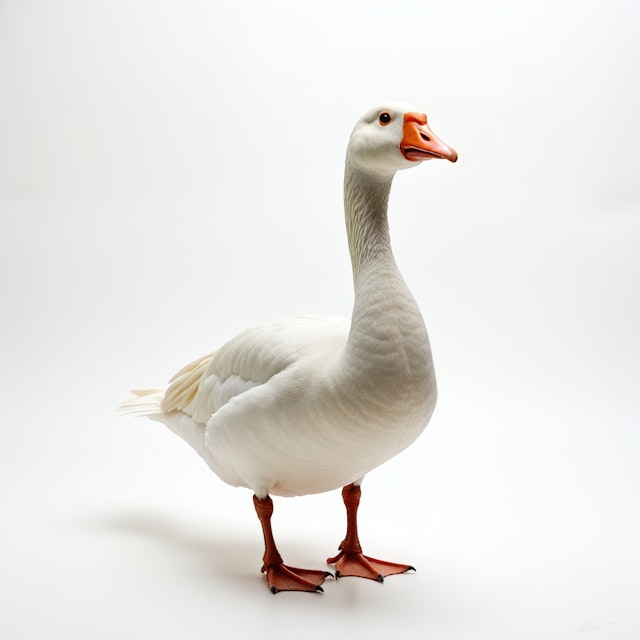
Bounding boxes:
[343,159,425,350]
[344,159,395,285]
[341,157,434,423]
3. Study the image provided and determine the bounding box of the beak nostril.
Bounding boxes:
[420,132,431,142]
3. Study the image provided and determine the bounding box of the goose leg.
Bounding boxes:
[253,494,331,594]
[326,483,415,582]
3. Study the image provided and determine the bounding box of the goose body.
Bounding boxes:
[121,103,457,592]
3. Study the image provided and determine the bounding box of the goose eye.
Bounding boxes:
[378,112,392,125]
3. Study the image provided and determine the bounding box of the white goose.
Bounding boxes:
[121,103,457,593]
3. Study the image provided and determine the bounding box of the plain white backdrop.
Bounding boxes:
[1,1,639,638]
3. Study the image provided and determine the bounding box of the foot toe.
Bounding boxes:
[329,551,414,581]
[265,564,331,593]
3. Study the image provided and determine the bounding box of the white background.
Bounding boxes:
[1,1,639,638]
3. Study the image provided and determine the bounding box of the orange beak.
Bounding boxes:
[400,112,458,163]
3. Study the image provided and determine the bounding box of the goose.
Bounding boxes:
[121,103,457,593]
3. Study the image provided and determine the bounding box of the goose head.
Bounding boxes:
[347,102,457,176]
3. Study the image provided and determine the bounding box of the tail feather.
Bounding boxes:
[119,388,165,416]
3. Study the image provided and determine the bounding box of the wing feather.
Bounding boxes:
[161,352,215,414]
[154,315,348,425]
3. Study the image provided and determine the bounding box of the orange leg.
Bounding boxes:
[253,495,331,593]
[326,483,415,582]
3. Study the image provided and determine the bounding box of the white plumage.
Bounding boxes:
[121,103,457,592]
